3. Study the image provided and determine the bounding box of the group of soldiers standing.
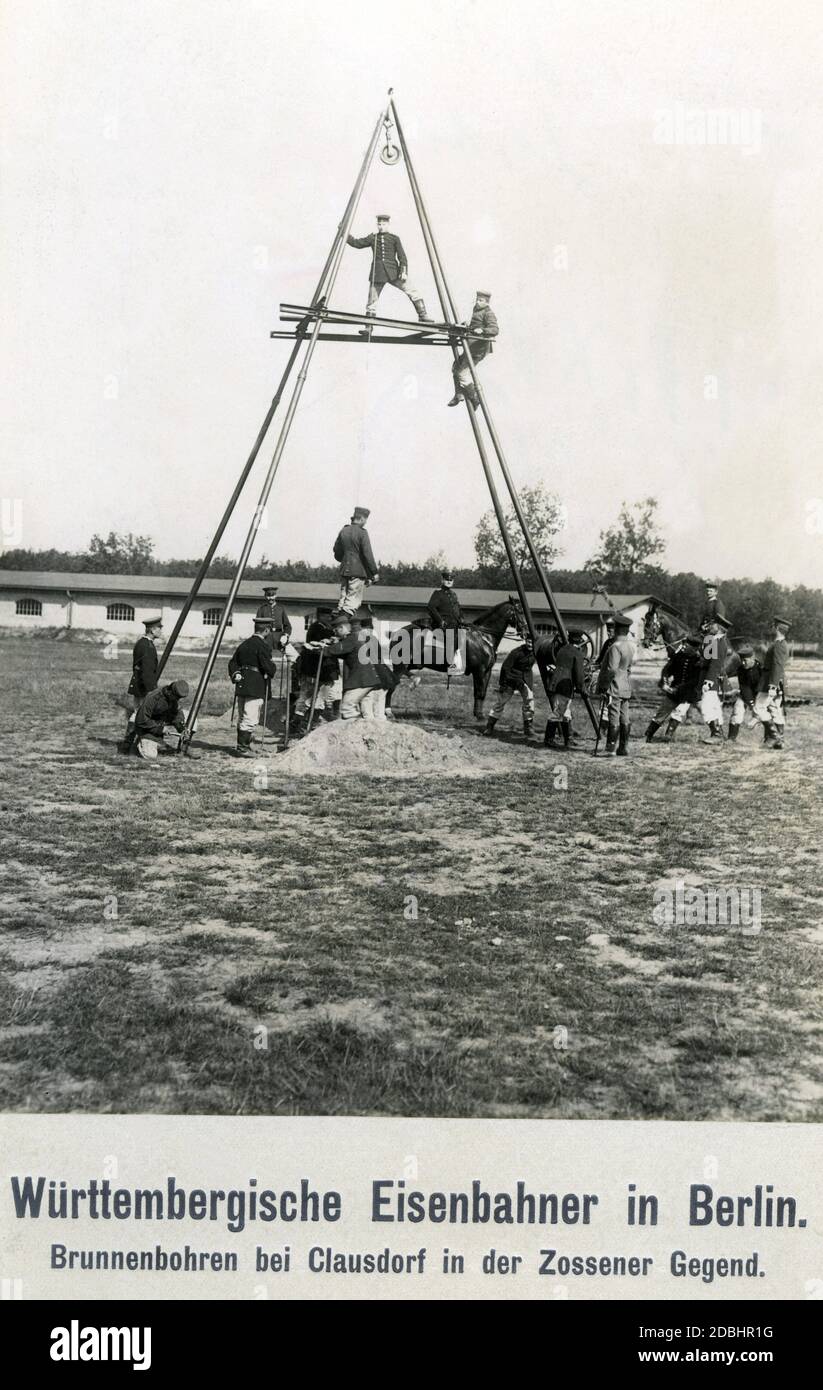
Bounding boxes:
[120,555,792,761]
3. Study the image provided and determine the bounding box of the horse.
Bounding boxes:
[385,596,526,720]
[642,601,692,657]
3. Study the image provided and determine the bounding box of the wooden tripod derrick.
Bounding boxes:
[162,89,599,747]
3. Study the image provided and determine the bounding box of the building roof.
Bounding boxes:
[0,570,678,617]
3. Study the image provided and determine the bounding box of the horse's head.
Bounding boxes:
[642,602,661,647]
[507,595,528,640]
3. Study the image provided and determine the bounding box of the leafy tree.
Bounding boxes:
[474,484,566,584]
[587,497,665,578]
[85,532,155,574]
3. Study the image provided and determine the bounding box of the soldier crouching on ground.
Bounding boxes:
[644,633,703,743]
[483,640,537,741]
[313,612,382,719]
[755,615,791,750]
[726,642,762,743]
[597,613,635,756]
[543,628,587,749]
[228,617,277,758]
[128,680,192,761]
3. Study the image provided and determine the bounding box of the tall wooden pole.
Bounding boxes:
[390,97,599,733]
[388,100,537,649]
[157,133,376,681]
[180,102,388,748]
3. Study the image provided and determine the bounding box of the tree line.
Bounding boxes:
[2,491,821,643]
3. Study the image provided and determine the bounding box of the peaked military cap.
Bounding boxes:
[613,613,632,629]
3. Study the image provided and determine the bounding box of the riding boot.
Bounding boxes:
[709,721,724,741]
[561,721,571,749]
[523,715,538,741]
[482,717,497,738]
[413,297,434,323]
[727,722,740,741]
[663,720,679,742]
[544,720,557,746]
[645,719,661,743]
[763,722,774,744]
[322,707,336,723]
[236,730,254,758]
[617,723,630,756]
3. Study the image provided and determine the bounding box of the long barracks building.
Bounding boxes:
[0,570,680,653]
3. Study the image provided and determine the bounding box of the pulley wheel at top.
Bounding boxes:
[380,143,401,165]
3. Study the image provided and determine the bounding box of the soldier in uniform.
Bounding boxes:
[597,613,635,756]
[448,292,499,408]
[294,608,341,729]
[121,616,162,752]
[426,568,465,675]
[130,680,191,761]
[644,634,703,742]
[332,506,379,616]
[227,618,277,757]
[255,585,292,654]
[483,641,537,741]
[316,612,382,719]
[755,616,791,750]
[700,582,726,627]
[699,613,732,742]
[543,629,587,749]
[726,642,762,742]
[596,616,617,671]
[347,214,433,325]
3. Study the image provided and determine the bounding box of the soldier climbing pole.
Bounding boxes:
[165,88,599,751]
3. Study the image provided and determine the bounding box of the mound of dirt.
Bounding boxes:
[279,718,520,777]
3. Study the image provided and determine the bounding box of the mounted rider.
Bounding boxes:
[425,568,465,675]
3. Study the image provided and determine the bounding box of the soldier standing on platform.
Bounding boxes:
[333,506,379,616]
[347,215,433,326]
[597,613,635,756]
[448,292,499,408]
[426,568,465,675]
[755,616,791,750]
[227,618,277,758]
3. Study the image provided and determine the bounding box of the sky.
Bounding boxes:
[2,0,822,585]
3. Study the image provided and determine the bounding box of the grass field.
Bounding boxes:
[1,633,822,1120]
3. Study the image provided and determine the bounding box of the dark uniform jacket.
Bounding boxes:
[347,230,407,286]
[134,685,186,738]
[701,634,729,688]
[297,618,339,684]
[333,522,378,580]
[324,632,380,693]
[255,600,292,637]
[662,646,703,703]
[228,635,277,699]
[596,635,616,669]
[500,645,535,692]
[727,656,762,703]
[545,642,586,697]
[759,639,789,692]
[701,596,727,626]
[467,303,500,353]
[128,636,159,701]
[427,586,462,627]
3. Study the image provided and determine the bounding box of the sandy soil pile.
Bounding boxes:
[279,718,521,777]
